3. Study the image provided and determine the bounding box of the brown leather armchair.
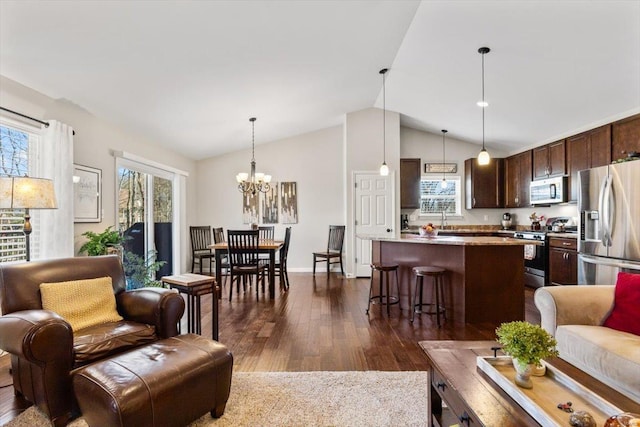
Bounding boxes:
[0,255,185,427]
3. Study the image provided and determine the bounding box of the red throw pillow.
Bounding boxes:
[603,272,640,336]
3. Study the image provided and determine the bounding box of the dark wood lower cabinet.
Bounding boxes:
[548,237,577,285]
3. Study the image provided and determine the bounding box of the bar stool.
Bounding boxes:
[412,266,447,326]
[366,263,401,315]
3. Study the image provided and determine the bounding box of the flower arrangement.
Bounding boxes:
[529,212,545,224]
[419,223,437,237]
[496,321,558,366]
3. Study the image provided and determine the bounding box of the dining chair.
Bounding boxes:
[275,227,292,290]
[312,225,346,276]
[190,226,214,274]
[258,226,275,240]
[213,227,229,286]
[226,229,267,301]
[258,226,275,262]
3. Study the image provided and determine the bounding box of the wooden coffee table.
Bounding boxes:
[420,340,640,427]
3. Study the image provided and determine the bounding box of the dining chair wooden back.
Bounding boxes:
[213,227,229,285]
[190,226,214,274]
[275,227,292,290]
[213,227,225,243]
[258,226,275,240]
[226,229,267,301]
[312,225,345,276]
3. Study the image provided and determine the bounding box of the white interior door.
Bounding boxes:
[354,172,394,277]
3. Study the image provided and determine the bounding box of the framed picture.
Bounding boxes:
[424,162,457,174]
[242,193,259,224]
[280,182,298,224]
[73,164,102,223]
[261,182,278,224]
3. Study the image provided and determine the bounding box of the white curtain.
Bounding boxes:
[36,120,74,259]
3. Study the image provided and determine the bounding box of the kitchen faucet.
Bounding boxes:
[441,211,447,229]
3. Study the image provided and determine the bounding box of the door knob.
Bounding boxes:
[386,228,392,232]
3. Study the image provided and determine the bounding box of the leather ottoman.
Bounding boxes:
[73,334,233,427]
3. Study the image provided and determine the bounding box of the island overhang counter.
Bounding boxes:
[368,235,529,326]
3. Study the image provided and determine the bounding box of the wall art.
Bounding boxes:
[73,164,101,223]
[280,181,298,224]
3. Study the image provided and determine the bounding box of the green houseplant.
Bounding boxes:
[496,321,558,388]
[79,226,125,256]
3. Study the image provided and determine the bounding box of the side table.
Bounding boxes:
[161,273,219,340]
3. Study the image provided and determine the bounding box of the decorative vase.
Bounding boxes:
[532,363,546,376]
[512,358,534,389]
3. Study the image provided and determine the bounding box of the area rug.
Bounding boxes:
[4,371,430,427]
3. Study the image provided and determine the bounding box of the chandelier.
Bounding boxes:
[236,117,271,196]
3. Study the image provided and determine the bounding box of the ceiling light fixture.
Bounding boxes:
[477,46,491,166]
[236,117,271,196]
[379,68,389,176]
[441,129,448,189]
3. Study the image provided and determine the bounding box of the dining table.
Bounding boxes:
[210,239,284,299]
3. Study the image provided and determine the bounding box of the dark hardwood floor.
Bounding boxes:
[0,273,540,424]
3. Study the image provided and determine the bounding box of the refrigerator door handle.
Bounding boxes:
[598,176,608,246]
[606,174,615,247]
[580,254,640,271]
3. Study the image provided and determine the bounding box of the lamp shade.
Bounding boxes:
[0,177,57,209]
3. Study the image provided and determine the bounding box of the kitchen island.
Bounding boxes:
[370,235,528,326]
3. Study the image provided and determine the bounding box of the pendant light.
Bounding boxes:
[379,68,389,176]
[477,47,491,166]
[236,117,271,196]
[441,129,448,189]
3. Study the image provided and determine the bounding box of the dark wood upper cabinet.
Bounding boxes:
[505,150,532,208]
[612,113,640,161]
[533,140,566,179]
[465,158,504,209]
[400,158,421,209]
[567,125,611,202]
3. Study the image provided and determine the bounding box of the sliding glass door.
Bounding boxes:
[117,160,176,284]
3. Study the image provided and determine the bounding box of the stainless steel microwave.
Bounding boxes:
[530,176,568,205]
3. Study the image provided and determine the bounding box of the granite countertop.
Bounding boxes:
[401,228,515,236]
[368,234,532,246]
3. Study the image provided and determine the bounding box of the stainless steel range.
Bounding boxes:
[513,230,547,288]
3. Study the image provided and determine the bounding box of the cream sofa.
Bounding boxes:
[534,285,640,403]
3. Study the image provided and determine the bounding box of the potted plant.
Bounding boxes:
[79,226,125,256]
[496,321,558,388]
[123,250,166,290]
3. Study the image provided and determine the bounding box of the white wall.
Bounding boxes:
[400,126,579,228]
[195,125,344,272]
[0,75,198,271]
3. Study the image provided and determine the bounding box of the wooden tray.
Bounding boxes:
[477,356,622,427]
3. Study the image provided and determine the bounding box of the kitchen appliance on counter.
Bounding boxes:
[546,217,577,233]
[513,229,547,288]
[401,214,409,230]
[530,176,568,205]
[578,161,640,284]
[501,212,512,230]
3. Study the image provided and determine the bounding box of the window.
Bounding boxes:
[419,176,461,217]
[0,121,40,262]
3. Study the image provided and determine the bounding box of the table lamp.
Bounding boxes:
[0,176,57,261]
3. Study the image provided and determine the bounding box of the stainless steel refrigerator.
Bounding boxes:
[578,160,640,285]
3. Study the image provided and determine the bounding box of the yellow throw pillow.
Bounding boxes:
[40,276,123,332]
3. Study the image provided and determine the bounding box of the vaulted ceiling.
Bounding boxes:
[1,1,638,160]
